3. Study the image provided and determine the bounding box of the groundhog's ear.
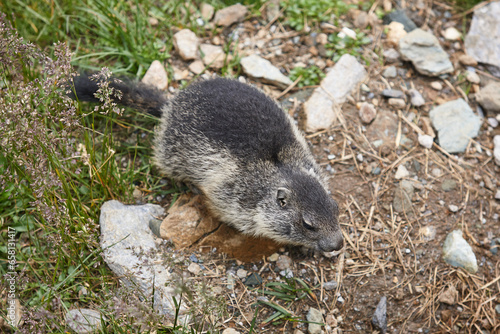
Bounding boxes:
[277,188,290,207]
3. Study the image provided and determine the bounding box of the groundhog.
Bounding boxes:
[72,76,344,253]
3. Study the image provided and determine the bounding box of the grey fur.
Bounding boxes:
[74,76,343,252]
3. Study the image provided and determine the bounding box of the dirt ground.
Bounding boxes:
[152,2,500,333]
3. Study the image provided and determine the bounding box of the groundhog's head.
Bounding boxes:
[255,169,344,253]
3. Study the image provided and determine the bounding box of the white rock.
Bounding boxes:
[341,27,357,40]
[142,60,168,90]
[200,44,225,69]
[304,54,367,132]
[188,262,202,275]
[442,230,478,273]
[495,189,500,200]
[214,3,247,26]
[222,329,240,334]
[173,29,199,61]
[188,60,206,74]
[236,268,247,279]
[466,71,480,84]
[200,3,215,21]
[172,66,189,81]
[395,165,410,179]
[409,88,425,107]
[476,82,500,114]
[449,204,459,212]
[418,134,434,148]
[240,54,292,89]
[487,117,498,128]
[307,308,324,334]
[386,21,407,46]
[494,135,500,166]
[431,81,443,90]
[66,309,105,334]
[359,102,377,124]
[443,27,462,41]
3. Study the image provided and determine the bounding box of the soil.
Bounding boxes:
[150,2,500,333]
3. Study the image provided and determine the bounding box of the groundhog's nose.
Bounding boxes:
[318,233,344,252]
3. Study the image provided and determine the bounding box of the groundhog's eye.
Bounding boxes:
[302,219,314,231]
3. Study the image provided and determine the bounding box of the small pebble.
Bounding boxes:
[382,89,405,99]
[449,204,459,213]
[418,134,434,148]
[395,165,410,179]
[383,66,397,78]
[236,268,247,279]
[388,98,406,108]
[323,280,338,291]
[327,154,336,160]
[431,81,443,90]
[267,253,279,262]
[466,71,480,84]
[487,117,498,128]
[443,27,461,41]
[359,102,377,124]
[409,89,425,107]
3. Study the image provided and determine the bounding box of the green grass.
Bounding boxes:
[289,65,325,87]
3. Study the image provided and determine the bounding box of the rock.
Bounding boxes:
[388,98,406,108]
[449,204,459,213]
[419,226,436,241]
[268,253,279,262]
[141,60,168,90]
[354,11,369,29]
[323,280,338,291]
[393,180,414,213]
[359,102,377,124]
[173,29,199,61]
[464,1,500,69]
[200,44,225,69]
[442,230,478,273]
[384,48,400,63]
[266,0,280,22]
[438,285,458,305]
[372,297,387,334]
[240,54,292,89]
[458,54,478,67]
[383,65,397,78]
[159,194,280,262]
[304,54,367,132]
[222,329,240,334]
[187,262,202,275]
[244,273,263,286]
[236,268,247,279]
[491,238,500,255]
[476,82,500,114]
[100,201,190,318]
[466,71,480,84]
[386,22,407,46]
[494,135,500,166]
[496,304,500,314]
[366,110,398,148]
[399,29,454,76]
[488,117,499,127]
[383,9,417,32]
[306,308,324,334]
[395,165,410,179]
[429,99,481,153]
[442,27,461,41]
[382,89,405,99]
[276,255,292,270]
[65,309,104,334]
[200,3,215,21]
[189,60,206,75]
[409,89,425,107]
[430,81,443,90]
[214,3,247,27]
[418,134,434,148]
[441,179,457,192]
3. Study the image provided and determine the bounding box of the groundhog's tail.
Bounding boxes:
[70,74,167,117]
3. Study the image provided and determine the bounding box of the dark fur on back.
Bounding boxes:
[70,74,167,116]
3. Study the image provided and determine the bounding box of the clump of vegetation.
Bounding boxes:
[326,31,372,62]
[289,65,325,87]
[280,0,354,31]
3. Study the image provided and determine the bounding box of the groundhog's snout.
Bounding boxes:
[318,232,344,253]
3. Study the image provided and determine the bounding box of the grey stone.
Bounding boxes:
[442,230,478,273]
[244,273,263,286]
[306,307,324,334]
[494,135,500,166]
[399,29,454,76]
[304,54,367,132]
[214,3,248,26]
[496,304,500,314]
[240,54,292,89]
[200,3,215,21]
[418,134,434,148]
[142,60,168,90]
[173,29,199,61]
[372,297,387,334]
[384,48,400,63]
[383,9,417,32]
[491,238,500,255]
[383,66,397,78]
[476,82,500,114]
[409,89,425,107]
[465,1,500,69]
[65,309,105,334]
[366,110,398,148]
[99,201,187,319]
[441,179,457,192]
[388,98,406,108]
[382,89,405,99]
[429,99,481,153]
[323,280,338,291]
[276,255,292,270]
[393,180,414,213]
